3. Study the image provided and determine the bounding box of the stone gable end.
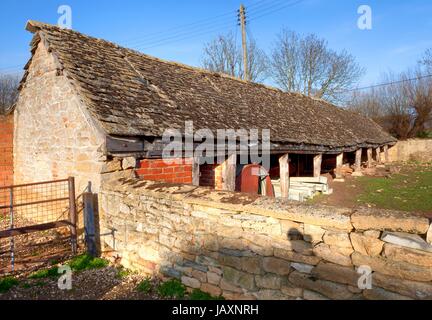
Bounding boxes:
[14,40,105,192]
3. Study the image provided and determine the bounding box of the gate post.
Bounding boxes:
[68,177,77,254]
[83,190,97,257]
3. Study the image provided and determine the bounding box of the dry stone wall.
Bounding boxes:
[388,139,432,163]
[100,177,432,300]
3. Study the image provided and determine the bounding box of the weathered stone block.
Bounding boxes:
[100,158,122,173]
[290,240,313,255]
[241,256,263,275]
[220,279,242,293]
[222,266,256,291]
[288,271,355,300]
[200,283,222,297]
[311,262,359,287]
[122,157,137,170]
[381,232,432,253]
[351,208,429,234]
[352,252,432,282]
[262,257,291,275]
[291,263,314,274]
[281,283,303,298]
[363,287,412,300]
[383,243,432,267]
[323,231,352,249]
[363,230,381,238]
[303,290,329,300]
[274,248,321,265]
[313,243,352,267]
[138,247,160,263]
[207,272,222,285]
[350,232,384,257]
[303,224,325,244]
[373,272,432,300]
[253,290,294,300]
[255,274,283,289]
[181,276,201,289]
[191,270,207,283]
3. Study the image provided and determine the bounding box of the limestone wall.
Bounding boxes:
[14,40,106,194]
[388,139,432,163]
[100,177,432,300]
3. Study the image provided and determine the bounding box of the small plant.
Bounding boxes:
[117,267,132,279]
[188,289,225,300]
[137,277,153,294]
[69,254,109,271]
[157,279,186,299]
[0,277,19,293]
[28,267,59,279]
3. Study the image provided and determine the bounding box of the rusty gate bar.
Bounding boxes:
[68,177,77,255]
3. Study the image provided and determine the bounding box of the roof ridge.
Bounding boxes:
[25,20,332,105]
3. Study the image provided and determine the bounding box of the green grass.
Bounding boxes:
[27,254,109,281]
[356,165,432,212]
[0,277,19,293]
[28,267,59,279]
[188,289,224,300]
[157,279,186,299]
[69,254,109,271]
[137,277,153,294]
[116,268,132,279]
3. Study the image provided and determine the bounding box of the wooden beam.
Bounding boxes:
[375,147,381,164]
[335,153,344,179]
[367,148,373,168]
[222,154,237,191]
[313,154,323,178]
[192,156,200,186]
[106,136,144,153]
[383,145,389,163]
[355,149,362,172]
[279,154,290,198]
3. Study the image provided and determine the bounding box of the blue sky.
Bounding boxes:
[0,0,431,87]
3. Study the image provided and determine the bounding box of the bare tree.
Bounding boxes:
[201,32,269,82]
[271,30,365,103]
[348,68,432,139]
[0,74,20,114]
[420,48,432,72]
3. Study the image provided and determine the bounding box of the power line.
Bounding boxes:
[249,0,305,22]
[123,0,271,47]
[128,0,299,50]
[342,74,432,93]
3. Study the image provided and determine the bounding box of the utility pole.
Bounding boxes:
[239,4,249,81]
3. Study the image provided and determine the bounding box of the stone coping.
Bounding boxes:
[101,176,431,235]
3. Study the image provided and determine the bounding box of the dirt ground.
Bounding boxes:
[0,217,73,275]
[0,266,158,300]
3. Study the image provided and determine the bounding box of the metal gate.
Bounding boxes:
[0,177,77,273]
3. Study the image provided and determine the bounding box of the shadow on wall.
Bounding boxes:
[97,179,432,301]
[100,221,368,300]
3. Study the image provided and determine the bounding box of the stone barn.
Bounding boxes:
[7,21,396,197]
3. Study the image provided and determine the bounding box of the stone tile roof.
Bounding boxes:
[22,21,396,151]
